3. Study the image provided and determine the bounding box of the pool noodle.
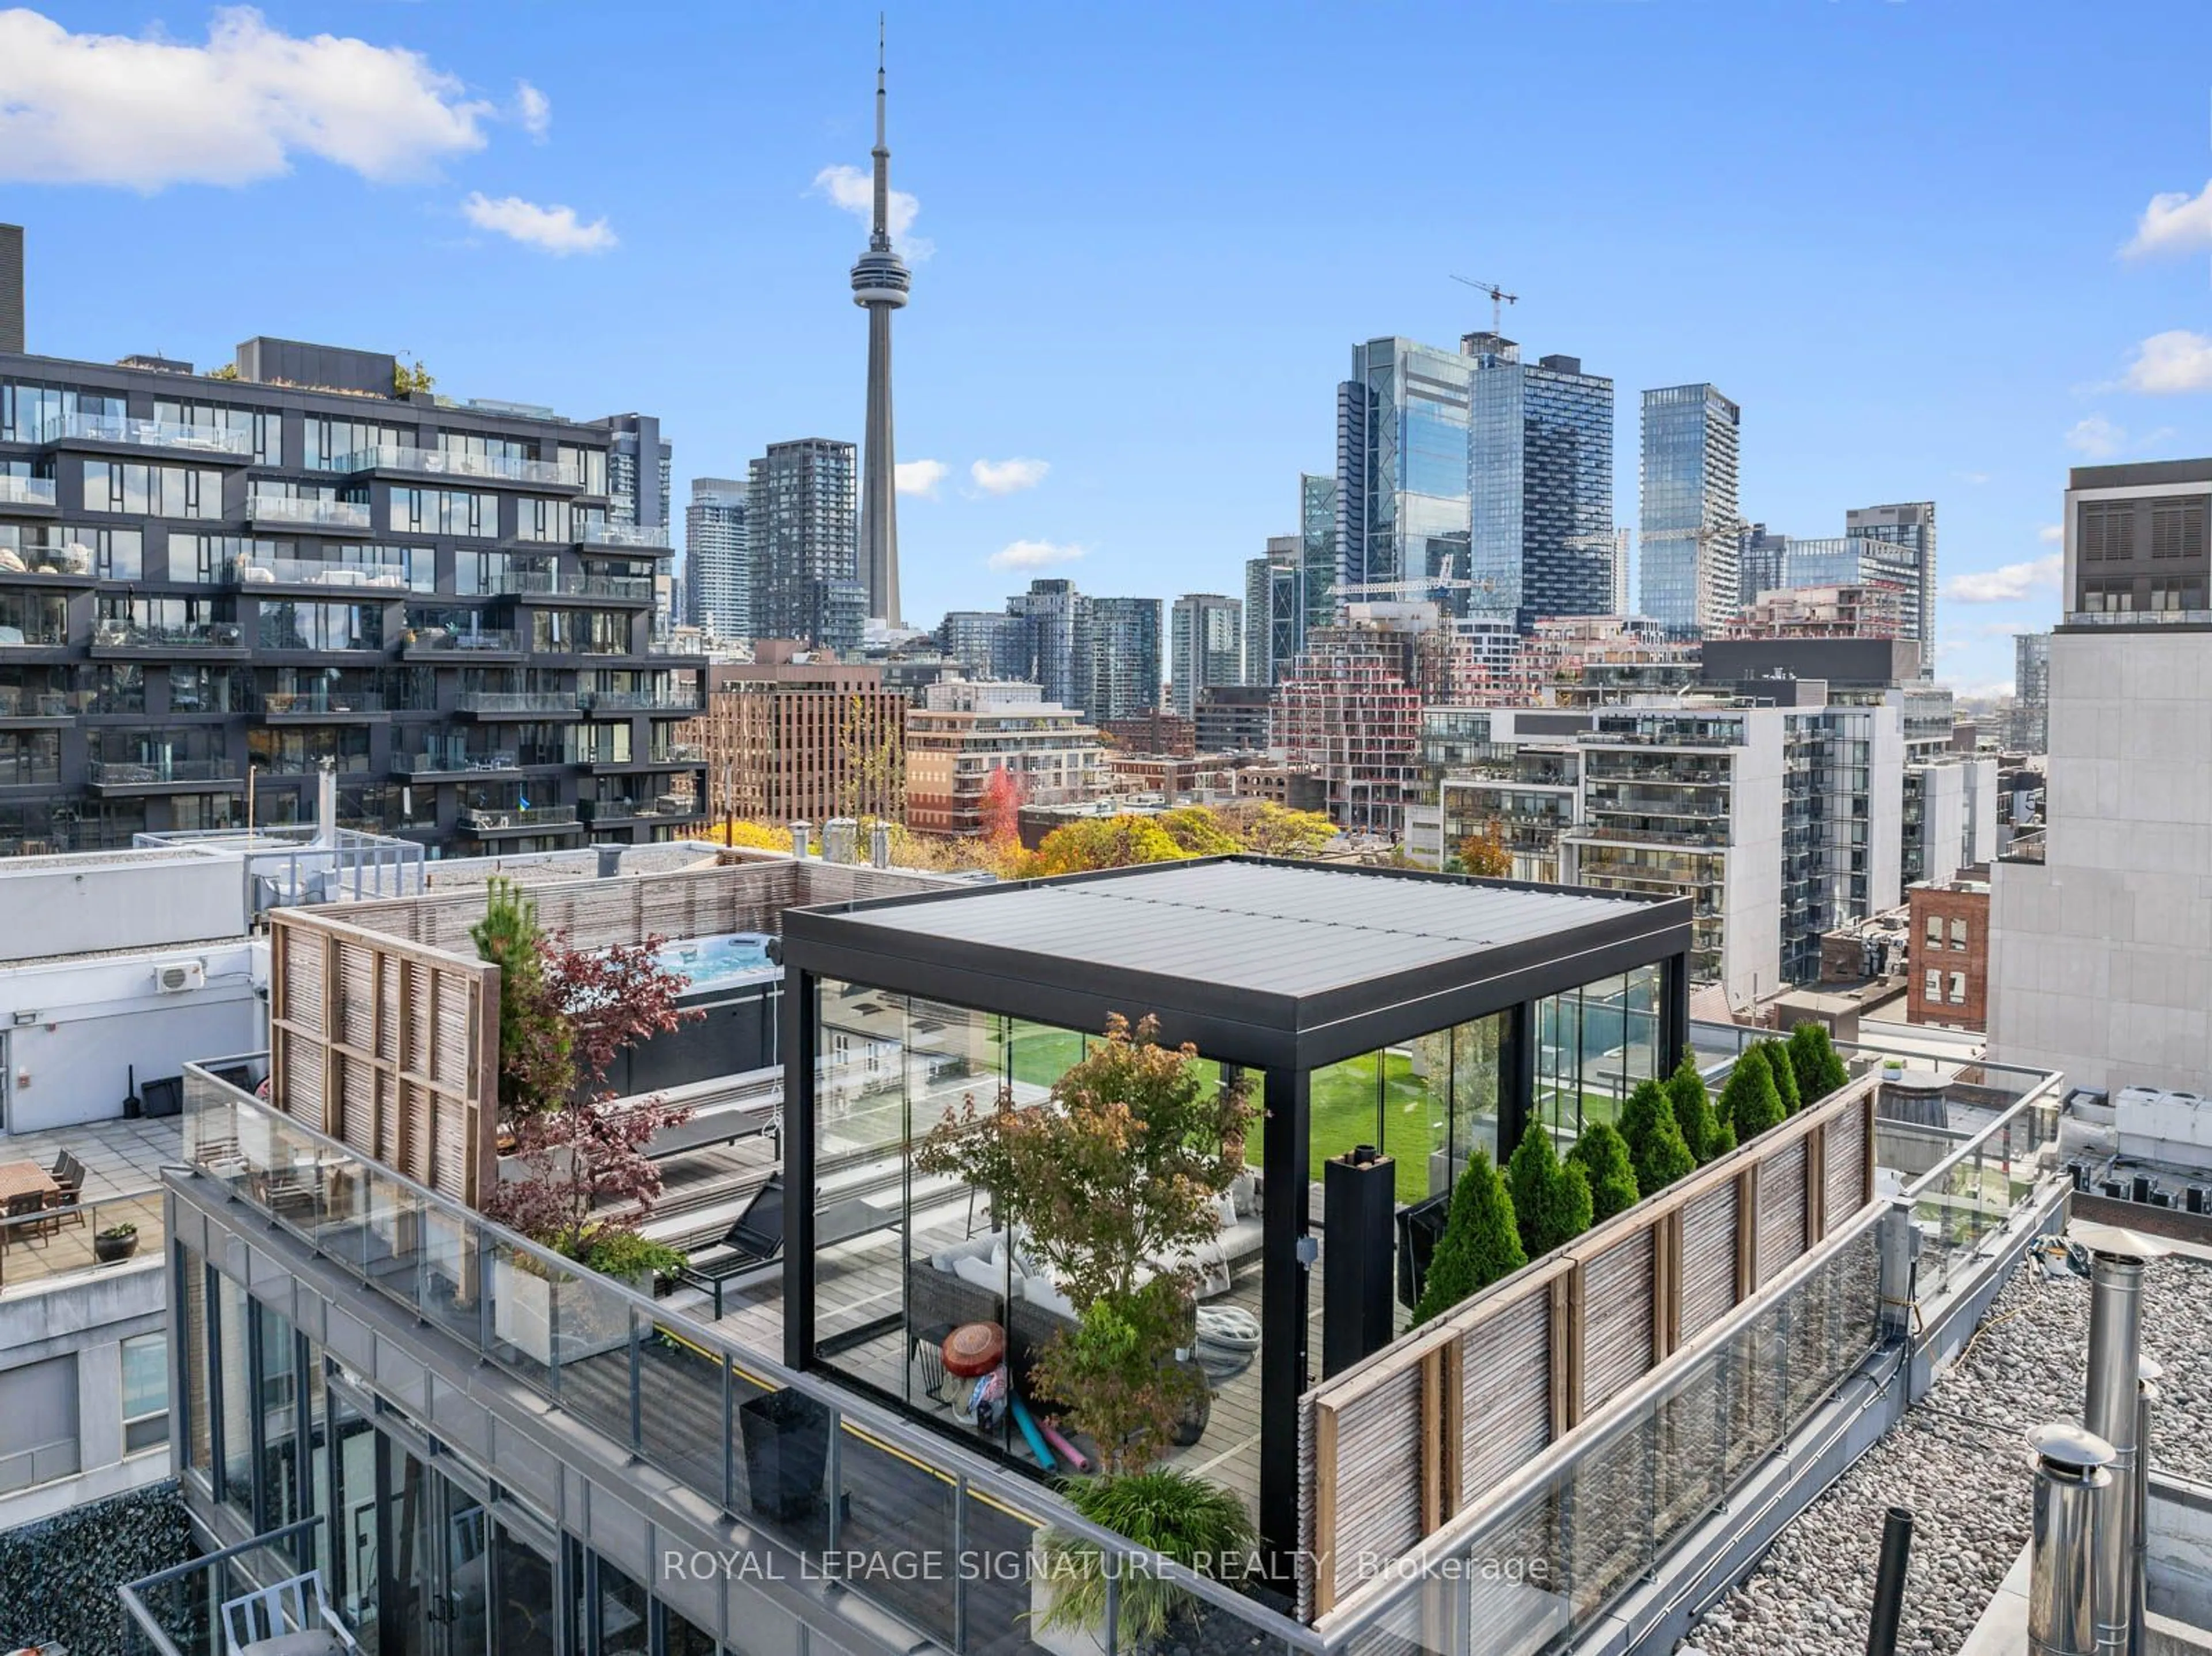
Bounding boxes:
[1008,1393,1055,1469]
[1037,1418,1090,1473]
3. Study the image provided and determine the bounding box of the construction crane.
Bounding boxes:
[1450,274,1518,334]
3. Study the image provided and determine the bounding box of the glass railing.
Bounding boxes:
[577,520,670,549]
[392,748,518,775]
[493,569,658,601]
[178,1062,1325,1656]
[338,445,578,488]
[1893,1074,2063,1298]
[256,688,387,715]
[229,553,418,591]
[402,626,520,655]
[119,1515,330,1656]
[2003,829,2047,865]
[0,475,58,507]
[41,412,253,456]
[460,804,578,829]
[0,1187,165,1293]
[1320,1212,1887,1650]
[580,689,703,711]
[93,619,247,649]
[454,690,579,714]
[89,758,238,785]
[245,495,373,530]
[0,689,71,717]
[0,757,61,786]
[2064,609,2212,627]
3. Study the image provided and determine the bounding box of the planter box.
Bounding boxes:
[737,1389,830,1524]
[491,1257,646,1367]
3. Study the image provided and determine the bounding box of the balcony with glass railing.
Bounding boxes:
[494,569,658,602]
[41,412,254,457]
[338,444,578,488]
[453,689,581,715]
[575,520,671,550]
[88,757,244,789]
[244,493,373,531]
[391,746,520,776]
[228,551,416,592]
[173,1062,1327,1656]
[579,687,703,713]
[0,474,58,510]
[92,617,248,651]
[459,802,579,831]
[255,686,387,717]
[401,624,521,658]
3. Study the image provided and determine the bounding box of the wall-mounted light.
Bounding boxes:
[10,1010,36,1026]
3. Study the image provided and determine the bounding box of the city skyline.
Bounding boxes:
[6,3,2212,694]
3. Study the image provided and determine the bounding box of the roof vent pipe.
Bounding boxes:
[2029,1421,2115,1656]
[2073,1221,2166,1656]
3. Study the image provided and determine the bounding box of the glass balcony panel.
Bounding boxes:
[339,444,577,487]
[0,475,57,507]
[44,411,253,455]
[247,494,373,531]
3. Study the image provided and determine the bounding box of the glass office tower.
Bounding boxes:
[1638,384,1742,636]
[1465,335,1615,629]
[1300,471,1339,634]
[1336,338,1475,609]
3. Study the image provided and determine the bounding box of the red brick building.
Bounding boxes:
[1906,875,1990,1031]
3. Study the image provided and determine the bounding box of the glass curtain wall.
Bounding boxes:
[1533,965,1664,1140]
[173,1242,739,1656]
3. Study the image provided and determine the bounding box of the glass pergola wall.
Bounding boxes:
[801,963,1671,1537]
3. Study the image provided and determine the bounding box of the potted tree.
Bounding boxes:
[916,1015,1259,1651]
[94,1222,139,1264]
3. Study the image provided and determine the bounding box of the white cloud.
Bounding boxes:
[811,162,932,259]
[895,459,947,498]
[514,80,551,141]
[987,539,1085,572]
[2123,331,2212,395]
[460,192,615,256]
[2038,523,2065,544]
[1954,471,1991,486]
[2123,181,2212,257]
[969,457,1050,497]
[2067,414,2126,458]
[0,5,499,190]
[1943,554,2062,604]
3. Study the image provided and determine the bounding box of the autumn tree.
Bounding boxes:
[1154,805,1242,858]
[1219,801,1336,859]
[1456,821,1514,879]
[1024,814,1194,878]
[916,1015,1254,1469]
[978,764,1025,854]
[832,687,905,822]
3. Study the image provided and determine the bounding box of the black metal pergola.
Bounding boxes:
[777,857,1692,1561]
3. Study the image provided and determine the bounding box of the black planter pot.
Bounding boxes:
[738,1389,831,1523]
[94,1232,139,1264]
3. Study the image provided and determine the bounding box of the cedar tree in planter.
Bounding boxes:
[1505,1121,1592,1258]
[1786,1021,1851,1104]
[1620,1078,1696,1196]
[1755,1037,1803,1115]
[1665,1055,1728,1165]
[1567,1121,1641,1224]
[1719,1046,1787,1144]
[1411,1147,1525,1327]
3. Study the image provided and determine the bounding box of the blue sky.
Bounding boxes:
[6,2,2212,695]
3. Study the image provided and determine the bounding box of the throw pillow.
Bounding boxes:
[952,1254,1002,1293]
[1229,1172,1256,1217]
[1025,1276,1076,1320]
[1215,1190,1238,1230]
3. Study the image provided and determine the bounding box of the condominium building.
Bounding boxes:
[2011,630,2051,752]
[1638,383,1741,636]
[1846,503,1938,670]
[1275,610,1435,832]
[1991,458,2212,1093]
[1196,683,1272,754]
[1085,596,1164,723]
[0,329,704,857]
[685,476,750,643]
[1335,336,1475,604]
[903,677,1104,834]
[747,438,863,655]
[937,608,1027,681]
[1463,334,1615,628]
[1169,592,1242,717]
[1299,471,1339,634]
[1725,583,1902,639]
[1244,536,1300,686]
[684,646,906,827]
[1002,577,1085,709]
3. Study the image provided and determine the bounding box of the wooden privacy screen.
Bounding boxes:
[268,908,501,1209]
[1300,1073,1879,1619]
[333,855,945,954]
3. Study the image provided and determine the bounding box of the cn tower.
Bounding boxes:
[850,18,909,628]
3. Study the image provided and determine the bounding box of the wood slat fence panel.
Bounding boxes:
[1298,1073,1879,1623]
